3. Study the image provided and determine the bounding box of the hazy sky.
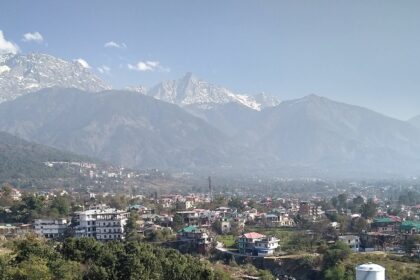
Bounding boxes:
[0,0,419,120]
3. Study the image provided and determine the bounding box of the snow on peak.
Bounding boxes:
[0,53,110,103]
[147,73,279,110]
[125,85,148,95]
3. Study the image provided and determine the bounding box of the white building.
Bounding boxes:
[339,235,360,252]
[254,237,280,256]
[34,218,69,239]
[74,205,129,241]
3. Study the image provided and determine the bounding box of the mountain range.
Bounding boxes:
[1,52,420,178]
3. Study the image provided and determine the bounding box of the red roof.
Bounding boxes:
[243,232,265,239]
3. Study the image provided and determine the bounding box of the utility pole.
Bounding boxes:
[208,176,212,203]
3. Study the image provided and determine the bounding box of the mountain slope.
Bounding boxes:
[0,53,110,102]
[0,88,232,170]
[147,72,279,110]
[408,115,420,130]
[237,95,420,176]
[185,102,260,137]
[0,131,89,180]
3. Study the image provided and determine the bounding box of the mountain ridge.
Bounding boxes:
[0,52,110,103]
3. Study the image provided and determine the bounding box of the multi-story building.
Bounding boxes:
[254,236,280,256]
[372,216,401,234]
[238,232,279,256]
[176,225,213,253]
[33,218,69,239]
[74,205,129,241]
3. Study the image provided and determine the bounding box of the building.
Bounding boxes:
[176,225,213,253]
[0,224,31,237]
[372,216,401,233]
[220,217,232,233]
[400,221,420,234]
[339,235,360,252]
[33,219,69,239]
[74,205,129,241]
[10,188,22,201]
[238,232,279,256]
[254,236,280,256]
[176,211,200,226]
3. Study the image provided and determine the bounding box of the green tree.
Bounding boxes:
[125,210,141,241]
[361,199,377,219]
[8,256,53,280]
[323,241,352,269]
[172,214,184,231]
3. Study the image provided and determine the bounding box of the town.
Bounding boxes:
[0,165,419,279]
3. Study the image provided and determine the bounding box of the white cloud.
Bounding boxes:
[74,58,90,69]
[128,60,169,72]
[22,31,44,43]
[0,30,19,54]
[97,65,111,74]
[104,41,127,49]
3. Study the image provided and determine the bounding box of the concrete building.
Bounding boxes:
[254,236,280,256]
[34,219,69,239]
[238,232,279,256]
[339,235,360,252]
[176,225,213,253]
[74,205,129,241]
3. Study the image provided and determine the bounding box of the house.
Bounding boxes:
[176,211,200,226]
[176,225,213,253]
[10,188,22,201]
[254,237,280,256]
[338,235,360,252]
[400,221,420,234]
[220,217,232,234]
[0,224,31,237]
[372,216,401,233]
[34,219,69,239]
[238,232,279,256]
[128,204,153,215]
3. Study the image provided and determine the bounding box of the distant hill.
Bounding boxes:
[0,131,90,180]
[235,94,420,176]
[0,88,233,170]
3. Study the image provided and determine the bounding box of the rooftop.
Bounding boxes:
[242,232,266,239]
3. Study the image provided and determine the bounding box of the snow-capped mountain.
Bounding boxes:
[0,53,110,102]
[253,92,281,109]
[125,85,148,95]
[147,72,279,110]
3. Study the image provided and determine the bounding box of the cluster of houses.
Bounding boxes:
[1,187,420,258]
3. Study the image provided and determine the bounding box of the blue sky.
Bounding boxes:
[0,0,419,120]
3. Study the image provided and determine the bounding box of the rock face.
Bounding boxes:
[0,53,110,102]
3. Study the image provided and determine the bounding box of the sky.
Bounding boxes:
[0,0,419,120]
